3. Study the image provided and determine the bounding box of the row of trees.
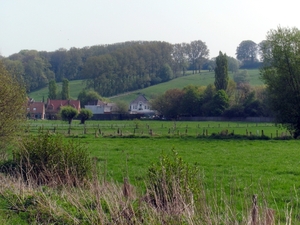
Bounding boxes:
[1,39,265,95]
[48,79,70,100]
[1,41,209,94]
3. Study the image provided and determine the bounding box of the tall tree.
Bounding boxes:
[261,26,300,137]
[236,40,258,63]
[48,80,57,99]
[186,40,209,74]
[172,43,188,76]
[61,78,70,100]
[214,51,229,91]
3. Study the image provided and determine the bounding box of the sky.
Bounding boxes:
[1,0,300,59]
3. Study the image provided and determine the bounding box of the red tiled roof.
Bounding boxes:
[46,99,81,113]
[27,102,45,114]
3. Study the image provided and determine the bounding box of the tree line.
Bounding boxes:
[1,39,264,96]
[1,40,210,95]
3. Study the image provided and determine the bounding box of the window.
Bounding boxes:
[33,108,36,111]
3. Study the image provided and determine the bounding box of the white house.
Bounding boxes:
[129,94,154,114]
[85,100,118,114]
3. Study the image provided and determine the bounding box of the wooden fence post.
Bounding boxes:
[251,195,258,225]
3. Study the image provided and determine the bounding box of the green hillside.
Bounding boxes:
[28,69,263,104]
[109,69,264,103]
[28,80,87,102]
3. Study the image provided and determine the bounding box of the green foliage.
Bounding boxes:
[0,62,27,150]
[61,78,69,100]
[78,108,93,124]
[150,89,184,118]
[60,106,78,124]
[181,85,202,116]
[114,100,129,114]
[227,56,240,73]
[186,40,209,74]
[48,79,57,99]
[211,90,229,116]
[13,131,92,186]
[77,89,103,107]
[146,150,200,212]
[159,63,173,82]
[214,51,229,91]
[236,40,258,64]
[261,26,300,138]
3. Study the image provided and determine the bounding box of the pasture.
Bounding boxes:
[25,119,300,219]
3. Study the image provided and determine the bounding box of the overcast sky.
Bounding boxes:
[1,0,300,58]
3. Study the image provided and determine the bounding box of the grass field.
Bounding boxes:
[28,69,263,104]
[0,119,297,223]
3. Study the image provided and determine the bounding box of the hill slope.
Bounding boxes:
[28,69,263,104]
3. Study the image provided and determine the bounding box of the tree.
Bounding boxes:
[60,106,78,124]
[150,89,184,119]
[186,40,209,74]
[159,63,173,82]
[48,79,57,99]
[181,85,202,116]
[78,109,93,124]
[77,90,103,107]
[227,56,240,73]
[115,101,129,114]
[236,40,258,63]
[211,90,229,116]
[261,26,300,137]
[172,43,189,76]
[61,78,70,100]
[0,62,26,149]
[214,51,229,91]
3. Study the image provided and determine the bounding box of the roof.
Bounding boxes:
[130,94,149,105]
[46,99,81,112]
[27,102,45,114]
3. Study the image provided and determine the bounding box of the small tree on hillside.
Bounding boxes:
[61,78,70,100]
[60,106,78,124]
[78,109,93,124]
[48,79,57,99]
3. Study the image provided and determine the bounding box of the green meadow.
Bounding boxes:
[25,120,300,218]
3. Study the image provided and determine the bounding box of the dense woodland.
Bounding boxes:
[0,40,261,96]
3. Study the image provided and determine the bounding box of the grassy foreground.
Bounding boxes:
[1,120,299,224]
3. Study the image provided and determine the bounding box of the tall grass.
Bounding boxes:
[0,148,291,224]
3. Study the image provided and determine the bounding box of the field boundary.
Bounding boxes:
[179,116,274,122]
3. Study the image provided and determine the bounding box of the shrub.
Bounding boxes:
[145,150,200,215]
[12,131,92,186]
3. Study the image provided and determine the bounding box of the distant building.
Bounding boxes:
[45,99,81,119]
[85,100,118,114]
[129,94,154,115]
[27,99,45,119]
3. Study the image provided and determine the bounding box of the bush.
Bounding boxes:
[145,150,200,215]
[12,132,92,186]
